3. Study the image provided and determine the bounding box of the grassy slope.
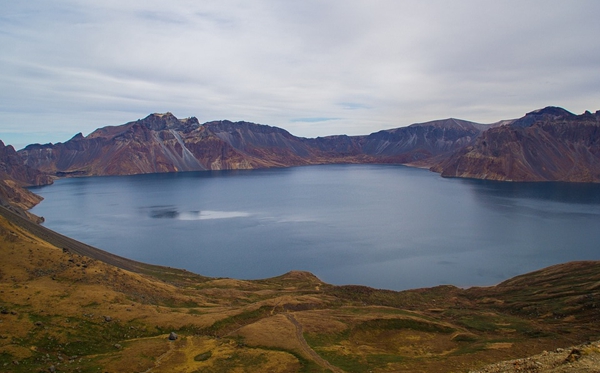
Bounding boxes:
[1,206,599,373]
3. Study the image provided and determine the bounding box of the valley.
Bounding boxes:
[1,107,600,372]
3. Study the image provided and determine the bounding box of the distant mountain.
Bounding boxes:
[18,113,486,177]
[17,107,600,184]
[433,107,600,182]
[357,118,495,164]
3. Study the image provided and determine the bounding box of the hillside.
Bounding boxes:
[0,140,53,222]
[1,204,599,372]
[434,107,600,182]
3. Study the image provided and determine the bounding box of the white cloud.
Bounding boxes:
[1,0,599,148]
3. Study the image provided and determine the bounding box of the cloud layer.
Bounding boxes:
[2,0,599,148]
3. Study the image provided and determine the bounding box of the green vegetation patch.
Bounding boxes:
[251,345,329,373]
[355,318,454,334]
[196,350,268,373]
[160,298,200,308]
[135,263,211,285]
[326,284,461,309]
[194,350,213,361]
[18,313,160,358]
[306,317,454,372]
[199,306,272,336]
[451,333,479,342]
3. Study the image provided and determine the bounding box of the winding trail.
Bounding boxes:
[285,313,345,373]
[141,336,177,373]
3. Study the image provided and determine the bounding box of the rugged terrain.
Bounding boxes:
[17,113,489,178]
[0,140,53,222]
[1,203,599,373]
[434,107,600,182]
[2,106,600,372]
[16,107,600,183]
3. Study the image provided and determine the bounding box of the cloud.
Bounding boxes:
[290,117,340,123]
[338,103,371,111]
[1,0,600,148]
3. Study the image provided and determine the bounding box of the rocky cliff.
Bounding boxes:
[434,107,600,182]
[358,118,493,164]
[18,113,486,177]
[0,140,53,220]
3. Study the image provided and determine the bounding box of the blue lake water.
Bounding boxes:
[29,164,600,290]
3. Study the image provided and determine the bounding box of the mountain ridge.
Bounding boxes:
[434,108,600,182]
[4,105,600,214]
[16,112,490,178]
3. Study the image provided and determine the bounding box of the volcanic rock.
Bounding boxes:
[18,114,489,177]
[434,107,600,182]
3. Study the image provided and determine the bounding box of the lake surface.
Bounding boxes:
[29,164,600,291]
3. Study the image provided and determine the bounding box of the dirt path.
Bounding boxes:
[141,337,177,373]
[285,313,345,373]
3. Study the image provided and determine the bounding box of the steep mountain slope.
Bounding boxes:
[358,118,493,164]
[19,114,237,176]
[434,107,600,182]
[18,114,356,176]
[18,113,489,177]
[0,140,52,221]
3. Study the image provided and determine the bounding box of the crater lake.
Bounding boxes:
[29,164,600,290]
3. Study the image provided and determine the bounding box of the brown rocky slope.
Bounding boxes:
[0,140,53,221]
[434,107,600,182]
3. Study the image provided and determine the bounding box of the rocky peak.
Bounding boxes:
[136,113,199,131]
[69,133,85,141]
[510,106,575,128]
[204,120,291,136]
[1,141,29,177]
[408,118,482,131]
[0,138,52,217]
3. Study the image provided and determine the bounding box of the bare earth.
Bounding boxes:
[470,341,600,373]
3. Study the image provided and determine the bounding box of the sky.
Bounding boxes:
[1,0,599,149]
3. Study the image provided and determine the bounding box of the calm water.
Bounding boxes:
[29,164,600,290]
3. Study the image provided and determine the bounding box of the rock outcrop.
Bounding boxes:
[433,107,600,182]
[358,118,494,164]
[0,140,53,220]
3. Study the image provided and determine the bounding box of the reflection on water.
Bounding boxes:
[179,210,251,220]
[462,179,600,220]
[142,205,252,220]
[464,179,600,205]
[146,206,179,219]
[29,165,600,291]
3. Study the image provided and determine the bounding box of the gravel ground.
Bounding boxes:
[469,341,600,373]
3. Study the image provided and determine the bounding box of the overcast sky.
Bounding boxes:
[1,0,599,149]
